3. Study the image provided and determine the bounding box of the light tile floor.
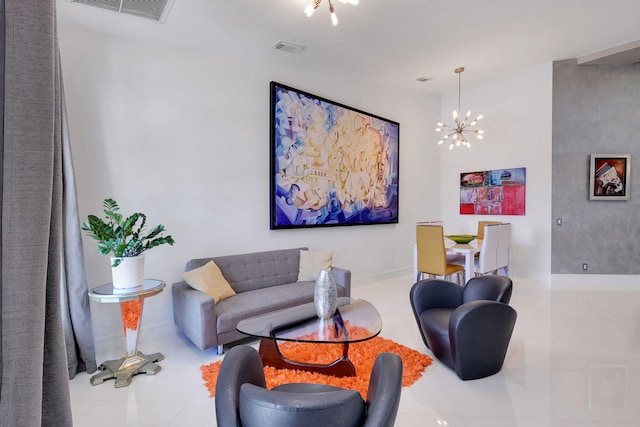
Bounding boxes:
[69,274,640,426]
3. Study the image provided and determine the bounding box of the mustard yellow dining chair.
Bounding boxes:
[416,225,464,284]
[416,220,443,226]
[477,221,501,240]
[416,221,465,265]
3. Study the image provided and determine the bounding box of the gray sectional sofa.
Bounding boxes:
[172,247,351,352]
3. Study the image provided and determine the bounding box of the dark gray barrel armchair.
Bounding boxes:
[409,275,517,380]
[215,345,403,427]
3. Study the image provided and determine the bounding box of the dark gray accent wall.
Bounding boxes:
[552,59,640,274]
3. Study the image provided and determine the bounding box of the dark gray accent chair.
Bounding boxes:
[409,275,517,380]
[215,345,403,427]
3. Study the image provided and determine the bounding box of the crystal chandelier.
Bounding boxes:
[436,67,484,149]
[305,0,359,26]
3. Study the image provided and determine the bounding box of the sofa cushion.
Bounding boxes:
[297,250,333,281]
[215,281,315,333]
[214,281,346,335]
[181,261,236,303]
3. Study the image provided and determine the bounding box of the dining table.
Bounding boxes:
[413,238,481,284]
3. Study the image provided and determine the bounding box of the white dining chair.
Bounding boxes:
[496,223,511,276]
[477,221,501,240]
[474,223,500,276]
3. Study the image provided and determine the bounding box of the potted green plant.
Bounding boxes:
[82,198,175,289]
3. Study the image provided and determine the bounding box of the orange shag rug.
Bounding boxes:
[201,326,432,399]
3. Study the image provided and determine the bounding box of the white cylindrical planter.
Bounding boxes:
[111,254,145,289]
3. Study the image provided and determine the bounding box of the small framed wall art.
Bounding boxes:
[589,154,630,201]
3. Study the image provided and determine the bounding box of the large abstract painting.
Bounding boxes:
[270,82,400,229]
[459,167,526,215]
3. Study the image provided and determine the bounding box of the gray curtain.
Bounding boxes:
[0,1,96,426]
[59,76,97,381]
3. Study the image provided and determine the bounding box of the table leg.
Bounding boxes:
[465,252,474,283]
[413,245,418,282]
[257,338,356,377]
[90,298,165,387]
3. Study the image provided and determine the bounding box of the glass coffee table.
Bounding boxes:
[236,298,382,377]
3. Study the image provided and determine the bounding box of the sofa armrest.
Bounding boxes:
[331,266,351,297]
[172,281,219,351]
[216,346,266,427]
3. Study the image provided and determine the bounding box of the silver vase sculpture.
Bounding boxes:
[314,268,337,319]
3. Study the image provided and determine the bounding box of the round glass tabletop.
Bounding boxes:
[89,279,166,303]
[236,297,382,344]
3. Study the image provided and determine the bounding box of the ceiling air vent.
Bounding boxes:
[272,41,305,54]
[70,0,175,23]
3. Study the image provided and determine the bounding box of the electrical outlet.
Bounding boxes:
[582,263,588,271]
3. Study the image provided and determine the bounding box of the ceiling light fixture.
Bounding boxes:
[305,0,359,26]
[436,67,484,150]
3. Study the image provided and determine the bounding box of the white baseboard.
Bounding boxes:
[350,266,550,287]
[352,267,412,287]
[550,274,640,291]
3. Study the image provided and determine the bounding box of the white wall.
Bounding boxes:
[58,27,443,342]
[439,63,553,276]
[59,28,553,347]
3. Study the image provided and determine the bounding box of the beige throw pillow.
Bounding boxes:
[298,250,333,281]
[181,260,236,303]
